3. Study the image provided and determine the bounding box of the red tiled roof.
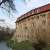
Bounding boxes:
[16,4,50,23]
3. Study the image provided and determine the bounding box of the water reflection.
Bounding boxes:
[0,41,12,50]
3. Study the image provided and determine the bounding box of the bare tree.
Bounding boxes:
[0,0,31,12]
[0,0,16,11]
[0,0,31,18]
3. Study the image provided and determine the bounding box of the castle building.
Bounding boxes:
[15,4,50,43]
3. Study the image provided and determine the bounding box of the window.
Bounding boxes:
[42,28,46,32]
[24,35,26,37]
[31,17,34,19]
[25,26,27,29]
[48,20,50,25]
[19,22,21,24]
[23,19,25,22]
[27,35,29,39]
[18,35,19,37]
[36,15,39,19]
[28,18,30,21]
[37,16,39,19]
[42,20,46,25]
[32,23,34,26]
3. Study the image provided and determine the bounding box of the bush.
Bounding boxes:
[32,40,47,50]
[7,40,33,50]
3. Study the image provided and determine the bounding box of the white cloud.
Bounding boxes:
[0,0,50,28]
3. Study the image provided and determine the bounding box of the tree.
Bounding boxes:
[0,0,31,12]
[0,0,31,18]
[0,0,16,11]
[0,26,14,41]
[0,0,16,18]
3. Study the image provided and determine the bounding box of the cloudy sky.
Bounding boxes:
[0,0,50,29]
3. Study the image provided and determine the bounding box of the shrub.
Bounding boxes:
[7,40,33,50]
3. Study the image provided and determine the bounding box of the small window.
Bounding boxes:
[17,35,19,37]
[16,35,17,37]
[37,16,39,19]
[27,35,29,39]
[19,22,21,24]
[25,26,27,29]
[36,15,39,19]
[19,35,21,37]
[24,23,26,25]
[28,18,30,21]
[31,17,34,19]
[23,20,25,22]
[42,20,46,25]
[42,28,46,32]
[48,21,50,25]
[32,23,34,26]
[24,35,26,37]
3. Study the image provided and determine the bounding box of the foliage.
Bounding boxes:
[0,26,14,41]
[7,40,33,50]
[32,39,47,50]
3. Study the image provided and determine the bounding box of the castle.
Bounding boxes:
[15,4,50,43]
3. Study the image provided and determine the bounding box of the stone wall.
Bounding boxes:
[15,11,50,43]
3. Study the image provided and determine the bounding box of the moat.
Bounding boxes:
[0,41,12,50]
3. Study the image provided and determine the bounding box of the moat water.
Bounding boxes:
[0,41,12,50]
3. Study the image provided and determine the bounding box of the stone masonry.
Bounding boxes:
[15,4,50,43]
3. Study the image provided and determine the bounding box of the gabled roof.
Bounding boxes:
[16,4,50,23]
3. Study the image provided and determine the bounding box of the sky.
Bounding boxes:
[0,0,50,29]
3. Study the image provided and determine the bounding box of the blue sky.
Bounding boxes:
[0,0,50,28]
